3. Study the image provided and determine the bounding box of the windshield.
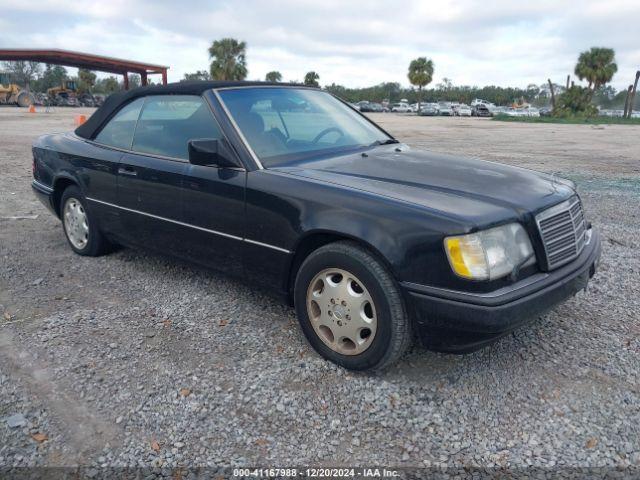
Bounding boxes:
[217,87,393,167]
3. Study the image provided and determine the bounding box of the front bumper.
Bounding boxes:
[403,229,602,353]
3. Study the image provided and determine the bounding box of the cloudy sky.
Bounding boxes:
[2,0,638,90]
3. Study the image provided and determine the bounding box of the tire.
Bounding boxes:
[294,241,411,371]
[60,186,110,256]
[17,91,35,108]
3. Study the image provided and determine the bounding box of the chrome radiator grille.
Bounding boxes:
[536,197,587,270]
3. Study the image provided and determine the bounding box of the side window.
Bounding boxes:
[94,98,145,149]
[132,95,222,160]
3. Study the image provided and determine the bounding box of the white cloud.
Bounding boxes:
[1,0,638,90]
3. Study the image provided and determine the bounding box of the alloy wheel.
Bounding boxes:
[306,268,377,355]
[63,197,89,250]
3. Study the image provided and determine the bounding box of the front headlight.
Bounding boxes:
[444,223,535,280]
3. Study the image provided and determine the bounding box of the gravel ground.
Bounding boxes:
[1,107,639,477]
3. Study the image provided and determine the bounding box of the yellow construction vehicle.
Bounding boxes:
[47,80,79,106]
[46,79,77,97]
[0,71,35,107]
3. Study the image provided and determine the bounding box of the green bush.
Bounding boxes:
[554,86,598,118]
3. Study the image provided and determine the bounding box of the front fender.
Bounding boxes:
[245,169,466,291]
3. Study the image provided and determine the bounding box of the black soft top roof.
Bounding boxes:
[75,80,304,139]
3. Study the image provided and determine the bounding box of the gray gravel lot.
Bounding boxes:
[1,107,639,475]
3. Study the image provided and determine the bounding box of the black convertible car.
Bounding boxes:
[32,81,601,371]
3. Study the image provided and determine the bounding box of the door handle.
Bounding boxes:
[118,166,137,176]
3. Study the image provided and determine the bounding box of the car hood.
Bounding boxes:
[272,145,575,227]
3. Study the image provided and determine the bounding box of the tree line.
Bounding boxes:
[2,61,146,95]
[182,39,636,114]
[3,40,637,114]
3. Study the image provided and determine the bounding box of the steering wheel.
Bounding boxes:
[312,127,345,144]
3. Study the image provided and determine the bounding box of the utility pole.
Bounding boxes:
[623,85,633,118]
[627,70,639,119]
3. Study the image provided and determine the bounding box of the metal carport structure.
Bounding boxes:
[0,48,168,89]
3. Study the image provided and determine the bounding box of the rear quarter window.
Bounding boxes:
[94,98,145,149]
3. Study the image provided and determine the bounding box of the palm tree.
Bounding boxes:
[574,47,617,96]
[304,71,320,87]
[407,57,435,111]
[208,38,247,81]
[265,71,282,82]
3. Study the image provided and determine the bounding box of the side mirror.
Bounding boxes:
[188,138,241,168]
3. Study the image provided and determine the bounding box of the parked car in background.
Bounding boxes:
[391,102,412,113]
[525,106,540,117]
[471,99,496,109]
[353,101,370,111]
[419,103,439,116]
[454,104,472,116]
[358,102,373,112]
[438,102,453,116]
[598,108,627,118]
[472,104,493,117]
[539,107,553,117]
[361,102,384,113]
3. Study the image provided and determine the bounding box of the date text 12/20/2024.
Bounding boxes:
[233,468,400,478]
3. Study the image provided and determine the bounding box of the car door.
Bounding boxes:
[120,94,246,275]
[116,154,187,254]
[115,95,191,253]
[179,98,246,277]
[87,97,146,235]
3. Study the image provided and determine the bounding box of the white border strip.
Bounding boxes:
[86,197,291,254]
[244,238,290,253]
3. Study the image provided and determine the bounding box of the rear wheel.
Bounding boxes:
[294,241,411,371]
[60,186,110,256]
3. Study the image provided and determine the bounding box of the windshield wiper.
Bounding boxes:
[369,139,399,147]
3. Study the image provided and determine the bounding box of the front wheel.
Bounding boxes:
[294,241,411,371]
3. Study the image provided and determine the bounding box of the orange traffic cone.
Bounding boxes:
[28,105,36,113]
[74,114,87,126]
